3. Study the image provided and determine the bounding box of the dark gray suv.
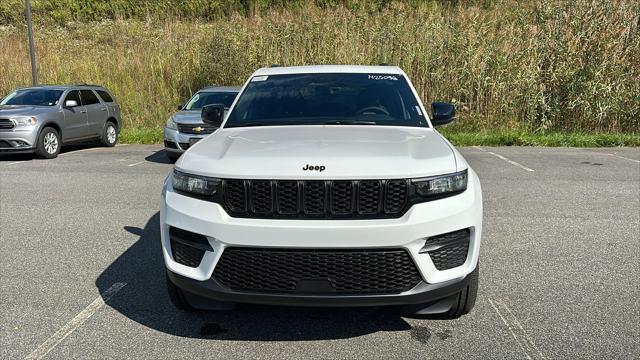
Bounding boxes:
[0,85,121,158]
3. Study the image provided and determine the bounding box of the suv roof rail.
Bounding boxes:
[270,64,281,68]
[74,83,103,87]
[378,63,389,66]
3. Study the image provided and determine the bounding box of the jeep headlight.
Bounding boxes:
[11,116,38,127]
[413,169,467,197]
[172,170,219,196]
[166,117,178,130]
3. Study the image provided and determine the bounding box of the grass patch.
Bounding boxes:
[120,127,640,147]
[441,130,640,147]
[120,128,164,144]
[1,1,638,133]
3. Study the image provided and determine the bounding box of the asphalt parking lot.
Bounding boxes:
[1,144,638,359]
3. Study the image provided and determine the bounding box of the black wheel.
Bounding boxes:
[35,127,61,159]
[100,121,118,147]
[166,273,194,311]
[441,264,479,319]
[166,272,235,311]
[166,151,180,163]
[406,264,479,319]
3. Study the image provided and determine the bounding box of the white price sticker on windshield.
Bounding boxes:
[368,75,398,81]
[252,75,269,82]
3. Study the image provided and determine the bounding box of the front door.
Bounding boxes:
[61,90,88,141]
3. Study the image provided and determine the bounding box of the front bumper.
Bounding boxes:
[167,267,472,307]
[163,127,206,154]
[0,126,37,153]
[160,170,482,305]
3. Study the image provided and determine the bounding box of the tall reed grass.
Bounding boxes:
[1,0,638,133]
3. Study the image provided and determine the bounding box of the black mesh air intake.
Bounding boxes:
[170,241,206,267]
[421,229,471,270]
[169,227,212,267]
[212,247,422,295]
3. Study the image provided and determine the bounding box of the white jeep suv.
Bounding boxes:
[160,65,482,318]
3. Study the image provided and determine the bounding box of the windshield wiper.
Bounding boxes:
[322,120,378,125]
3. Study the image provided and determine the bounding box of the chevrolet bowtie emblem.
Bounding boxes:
[192,126,204,133]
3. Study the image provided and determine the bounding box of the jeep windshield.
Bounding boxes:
[184,92,238,110]
[225,73,428,128]
[1,89,64,106]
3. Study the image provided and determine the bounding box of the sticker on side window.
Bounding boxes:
[252,75,268,82]
[415,106,423,116]
[368,75,398,81]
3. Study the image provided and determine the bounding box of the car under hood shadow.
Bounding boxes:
[144,149,174,164]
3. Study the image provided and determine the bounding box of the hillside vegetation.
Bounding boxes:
[0,0,638,141]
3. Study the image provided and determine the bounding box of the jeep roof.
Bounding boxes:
[252,65,404,76]
[198,86,241,92]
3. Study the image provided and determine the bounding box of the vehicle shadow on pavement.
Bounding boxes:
[0,153,33,161]
[0,143,98,161]
[145,150,174,164]
[96,213,413,340]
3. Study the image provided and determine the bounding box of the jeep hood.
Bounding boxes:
[176,125,460,179]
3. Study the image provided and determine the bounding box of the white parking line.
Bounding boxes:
[58,147,101,156]
[7,161,28,165]
[474,146,535,172]
[489,298,546,360]
[607,153,640,164]
[127,161,144,167]
[24,283,127,360]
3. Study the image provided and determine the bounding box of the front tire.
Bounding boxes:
[406,264,479,319]
[100,121,118,147]
[166,273,194,311]
[441,264,479,319]
[35,127,61,159]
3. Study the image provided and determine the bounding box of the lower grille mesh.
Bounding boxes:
[212,248,422,295]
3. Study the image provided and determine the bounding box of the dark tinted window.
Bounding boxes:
[64,90,81,106]
[184,91,238,110]
[225,73,427,128]
[0,89,63,106]
[96,90,114,103]
[80,90,100,105]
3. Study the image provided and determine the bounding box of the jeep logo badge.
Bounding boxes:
[302,164,326,172]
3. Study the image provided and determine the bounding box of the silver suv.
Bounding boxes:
[164,86,239,162]
[0,85,121,158]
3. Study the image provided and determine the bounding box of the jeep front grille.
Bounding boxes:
[221,179,409,219]
[212,247,422,295]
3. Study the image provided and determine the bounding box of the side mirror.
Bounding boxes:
[64,100,78,108]
[201,104,225,127]
[177,104,183,111]
[430,102,455,126]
